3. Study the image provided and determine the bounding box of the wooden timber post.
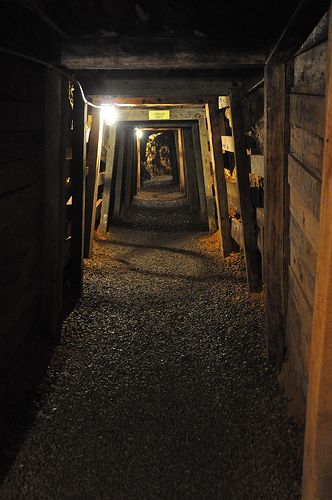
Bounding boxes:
[136,135,141,193]
[84,106,104,258]
[177,129,186,193]
[229,88,261,292]
[70,85,87,295]
[302,6,332,497]
[192,123,207,216]
[182,127,200,211]
[169,131,179,185]
[198,116,218,234]
[207,101,232,256]
[263,64,288,366]
[42,70,68,336]
[113,128,126,221]
[99,125,117,232]
[122,131,135,216]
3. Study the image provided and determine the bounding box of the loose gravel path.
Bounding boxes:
[0,204,302,499]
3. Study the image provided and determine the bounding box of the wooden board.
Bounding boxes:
[290,124,324,181]
[288,155,322,220]
[302,12,332,496]
[100,126,117,232]
[70,89,87,296]
[112,128,126,221]
[182,127,200,212]
[290,93,326,138]
[264,63,288,367]
[198,116,217,234]
[289,239,316,306]
[230,88,261,292]
[289,215,317,274]
[192,123,207,216]
[293,41,327,96]
[207,102,232,256]
[84,106,104,258]
[290,188,320,253]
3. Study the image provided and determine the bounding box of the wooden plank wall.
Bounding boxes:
[280,36,327,415]
[0,56,44,378]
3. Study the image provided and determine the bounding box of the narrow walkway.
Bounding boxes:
[0,227,302,499]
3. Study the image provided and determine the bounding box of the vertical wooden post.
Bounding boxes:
[169,131,179,185]
[42,70,67,337]
[182,127,200,211]
[113,128,126,221]
[136,135,141,192]
[302,8,332,497]
[230,88,261,292]
[207,101,232,257]
[263,64,287,366]
[84,106,104,258]
[198,116,218,234]
[123,131,135,216]
[70,85,87,295]
[192,123,207,216]
[177,129,186,193]
[99,125,117,232]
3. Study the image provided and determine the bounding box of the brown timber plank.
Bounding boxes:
[230,88,261,292]
[70,87,87,295]
[182,127,200,212]
[207,102,232,256]
[302,10,332,495]
[192,123,207,216]
[112,128,126,221]
[293,41,327,96]
[288,155,322,220]
[290,125,324,179]
[290,94,326,138]
[198,116,217,234]
[100,125,117,232]
[263,63,287,366]
[84,106,104,258]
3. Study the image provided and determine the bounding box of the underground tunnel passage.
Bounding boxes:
[1,1,332,499]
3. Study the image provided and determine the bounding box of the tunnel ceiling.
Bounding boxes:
[8,0,302,52]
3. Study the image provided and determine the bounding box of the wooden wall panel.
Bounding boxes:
[282,36,326,417]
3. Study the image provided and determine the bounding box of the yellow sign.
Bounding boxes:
[148,110,170,120]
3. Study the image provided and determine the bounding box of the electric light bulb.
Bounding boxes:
[100,104,118,126]
[135,128,143,139]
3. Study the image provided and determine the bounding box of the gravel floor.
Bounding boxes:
[0,198,302,499]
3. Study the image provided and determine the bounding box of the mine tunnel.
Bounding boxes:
[1,1,332,499]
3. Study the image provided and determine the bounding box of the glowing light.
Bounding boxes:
[135,128,143,139]
[100,104,118,126]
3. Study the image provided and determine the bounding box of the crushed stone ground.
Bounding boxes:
[0,200,303,499]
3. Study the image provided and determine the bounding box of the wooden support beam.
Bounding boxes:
[263,64,288,367]
[84,106,104,258]
[302,7,332,497]
[207,101,232,257]
[192,123,207,216]
[198,116,217,234]
[42,70,67,337]
[177,129,186,194]
[122,132,135,216]
[136,136,141,193]
[99,125,117,232]
[229,88,261,292]
[76,77,242,98]
[70,84,87,296]
[113,128,126,221]
[182,127,200,211]
[169,131,179,185]
[62,37,265,70]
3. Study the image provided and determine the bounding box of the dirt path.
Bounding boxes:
[0,227,302,499]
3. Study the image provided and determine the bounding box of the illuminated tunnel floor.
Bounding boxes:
[0,226,302,499]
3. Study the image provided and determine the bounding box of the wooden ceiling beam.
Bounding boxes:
[62,36,265,70]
